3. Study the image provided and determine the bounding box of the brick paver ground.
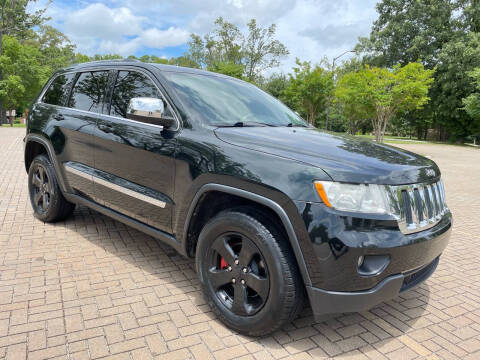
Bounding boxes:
[0,127,479,359]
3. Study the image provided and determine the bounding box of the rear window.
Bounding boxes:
[42,73,75,106]
[68,71,109,113]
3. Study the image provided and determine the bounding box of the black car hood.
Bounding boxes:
[214,127,440,185]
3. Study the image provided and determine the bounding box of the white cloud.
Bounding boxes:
[58,2,190,56]
[140,27,190,49]
[65,3,144,41]
[43,0,379,70]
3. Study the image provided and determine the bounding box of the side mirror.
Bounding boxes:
[126,97,175,129]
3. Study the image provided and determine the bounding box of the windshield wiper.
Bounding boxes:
[218,121,277,127]
[287,122,309,127]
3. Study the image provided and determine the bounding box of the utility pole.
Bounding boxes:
[325,50,355,131]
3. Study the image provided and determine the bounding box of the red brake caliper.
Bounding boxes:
[220,257,229,269]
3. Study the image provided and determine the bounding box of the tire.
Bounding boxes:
[196,209,304,336]
[28,154,75,222]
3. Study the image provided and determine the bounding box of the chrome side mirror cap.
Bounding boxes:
[126,97,176,129]
[127,97,164,121]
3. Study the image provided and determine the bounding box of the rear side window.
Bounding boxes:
[42,73,75,106]
[68,71,109,113]
[110,71,168,118]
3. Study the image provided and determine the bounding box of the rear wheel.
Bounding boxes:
[196,210,304,336]
[28,154,75,222]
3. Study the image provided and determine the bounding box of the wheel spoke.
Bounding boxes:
[34,191,42,206]
[33,173,42,187]
[232,284,248,316]
[44,180,52,194]
[208,268,232,290]
[211,237,236,265]
[246,273,269,300]
[238,239,257,266]
[38,167,45,183]
[43,193,49,208]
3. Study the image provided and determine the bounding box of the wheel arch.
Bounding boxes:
[183,184,312,287]
[24,134,67,193]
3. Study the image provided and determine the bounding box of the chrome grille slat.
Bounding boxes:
[407,187,418,227]
[433,183,442,217]
[390,179,448,234]
[424,185,433,221]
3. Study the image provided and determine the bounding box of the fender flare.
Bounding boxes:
[24,134,68,193]
[183,183,312,287]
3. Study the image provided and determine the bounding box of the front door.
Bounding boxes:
[93,69,177,233]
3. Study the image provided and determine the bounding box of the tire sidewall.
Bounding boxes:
[196,212,290,333]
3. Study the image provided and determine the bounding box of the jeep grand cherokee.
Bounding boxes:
[24,60,451,336]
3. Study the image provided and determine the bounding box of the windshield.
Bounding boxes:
[162,72,307,127]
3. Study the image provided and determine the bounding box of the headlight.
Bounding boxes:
[314,181,392,214]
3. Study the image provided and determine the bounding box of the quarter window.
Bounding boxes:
[110,71,173,119]
[42,73,75,106]
[68,71,109,113]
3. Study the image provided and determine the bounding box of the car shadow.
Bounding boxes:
[55,205,431,356]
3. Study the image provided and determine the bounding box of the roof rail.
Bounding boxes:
[79,58,143,64]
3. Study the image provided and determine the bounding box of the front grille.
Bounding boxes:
[400,257,439,292]
[387,180,448,234]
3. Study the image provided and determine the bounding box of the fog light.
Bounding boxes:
[357,255,390,277]
[357,256,364,268]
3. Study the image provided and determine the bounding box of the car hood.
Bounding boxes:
[214,127,440,185]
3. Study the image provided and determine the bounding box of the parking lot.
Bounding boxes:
[0,127,479,359]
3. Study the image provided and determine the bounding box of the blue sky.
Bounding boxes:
[34,0,379,72]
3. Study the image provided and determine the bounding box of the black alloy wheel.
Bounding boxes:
[206,232,269,316]
[28,154,75,222]
[31,164,52,213]
[196,209,304,336]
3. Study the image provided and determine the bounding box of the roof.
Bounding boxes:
[59,59,231,79]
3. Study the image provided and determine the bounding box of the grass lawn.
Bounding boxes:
[1,123,26,128]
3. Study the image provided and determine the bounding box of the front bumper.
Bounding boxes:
[307,256,439,320]
[293,201,451,318]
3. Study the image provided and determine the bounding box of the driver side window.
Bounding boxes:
[110,71,173,119]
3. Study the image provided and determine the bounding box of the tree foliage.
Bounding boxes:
[0,35,49,113]
[335,70,373,135]
[462,68,480,135]
[335,63,434,142]
[185,17,288,81]
[283,59,334,126]
[356,0,480,141]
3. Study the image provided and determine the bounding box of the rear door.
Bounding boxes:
[59,70,110,200]
[93,68,177,233]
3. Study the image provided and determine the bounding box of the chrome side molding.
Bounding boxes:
[64,163,166,209]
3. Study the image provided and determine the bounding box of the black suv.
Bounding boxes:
[24,60,451,336]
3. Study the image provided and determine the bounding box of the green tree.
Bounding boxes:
[0,35,49,125]
[356,0,455,68]
[0,0,48,123]
[356,0,480,141]
[0,75,24,118]
[431,33,480,140]
[185,17,287,80]
[335,70,374,135]
[283,59,334,126]
[261,73,289,99]
[243,19,288,81]
[462,68,480,138]
[363,63,435,142]
[25,25,77,73]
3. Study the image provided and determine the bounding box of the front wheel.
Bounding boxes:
[196,210,304,336]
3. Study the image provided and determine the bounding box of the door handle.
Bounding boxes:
[54,114,64,121]
[98,124,113,133]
